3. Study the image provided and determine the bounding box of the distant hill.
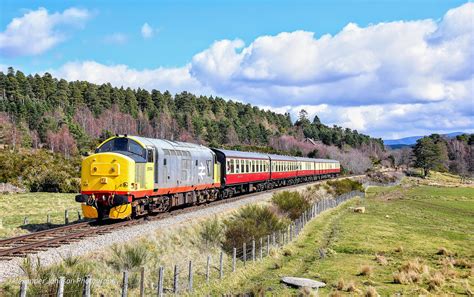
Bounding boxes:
[385,132,466,148]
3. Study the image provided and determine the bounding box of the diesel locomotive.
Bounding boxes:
[75,135,340,220]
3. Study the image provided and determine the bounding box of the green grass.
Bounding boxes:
[0,192,80,238]
[197,184,474,296]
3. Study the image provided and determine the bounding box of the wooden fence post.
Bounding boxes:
[188,260,193,292]
[259,238,263,260]
[65,210,69,225]
[47,213,51,224]
[57,276,65,297]
[206,255,210,282]
[157,266,164,297]
[219,251,224,279]
[139,267,145,297]
[19,280,27,297]
[121,271,128,297]
[173,265,178,293]
[243,243,247,265]
[266,235,270,255]
[23,217,28,225]
[272,232,276,246]
[252,239,255,261]
[232,248,236,272]
[83,275,91,297]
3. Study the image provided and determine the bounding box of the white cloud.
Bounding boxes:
[104,33,128,44]
[52,61,211,95]
[45,3,473,138]
[0,7,90,57]
[141,23,153,39]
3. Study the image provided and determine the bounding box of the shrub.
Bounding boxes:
[200,216,224,248]
[326,179,363,196]
[222,205,288,252]
[0,149,81,193]
[107,243,150,272]
[271,191,311,220]
[14,256,92,296]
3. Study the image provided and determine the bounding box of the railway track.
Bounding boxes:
[0,175,365,260]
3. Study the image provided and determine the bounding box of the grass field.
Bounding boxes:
[198,182,474,296]
[0,193,80,238]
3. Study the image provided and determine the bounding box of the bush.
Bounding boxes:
[200,216,224,248]
[326,179,363,196]
[271,191,311,220]
[0,149,81,193]
[223,205,288,252]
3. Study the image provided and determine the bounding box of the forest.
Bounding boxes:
[1,68,471,193]
[0,67,382,155]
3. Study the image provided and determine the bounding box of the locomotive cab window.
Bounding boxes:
[97,138,146,160]
[147,148,154,163]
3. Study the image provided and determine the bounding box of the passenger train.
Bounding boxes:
[75,135,340,220]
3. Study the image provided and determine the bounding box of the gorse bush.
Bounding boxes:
[223,205,288,252]
[271,191,311,220]
[326,179,363,196]
[200,216,224,248]
[0,149,81,193]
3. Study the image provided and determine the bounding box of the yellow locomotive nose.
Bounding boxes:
[81,153,135,192]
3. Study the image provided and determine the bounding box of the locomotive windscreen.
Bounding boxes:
[96,138,146,160]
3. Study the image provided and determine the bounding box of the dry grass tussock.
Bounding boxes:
[359,265,374,277]
[394,246,404,253]
[374,254,388,266]
[393,258,430,285]
[345,280,357,292]
[365,286,380,297]
[428,271,445,291]
[299,286,319,297]
[436,247,452,256]
[336,278,345,291]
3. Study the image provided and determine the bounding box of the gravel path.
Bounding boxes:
[0,181,320,283]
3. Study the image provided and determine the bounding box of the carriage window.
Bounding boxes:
[246,161,249,173]
[163,158,167,166]
[227,160,231,173]
[236,160,240,173]
[252,161,255,173]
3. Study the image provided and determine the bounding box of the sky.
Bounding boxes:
[0,0,473,139]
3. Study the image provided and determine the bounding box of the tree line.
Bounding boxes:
[0,67,383,156]
[412,134,473,177]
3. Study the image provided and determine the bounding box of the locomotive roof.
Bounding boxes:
[131,136,213,153]
[212,148,270,160]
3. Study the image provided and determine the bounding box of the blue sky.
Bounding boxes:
[1,0,473,139]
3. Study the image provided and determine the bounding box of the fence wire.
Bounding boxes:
[16,190,366,296]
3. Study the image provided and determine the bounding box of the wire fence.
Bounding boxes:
[17,190,365,297]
